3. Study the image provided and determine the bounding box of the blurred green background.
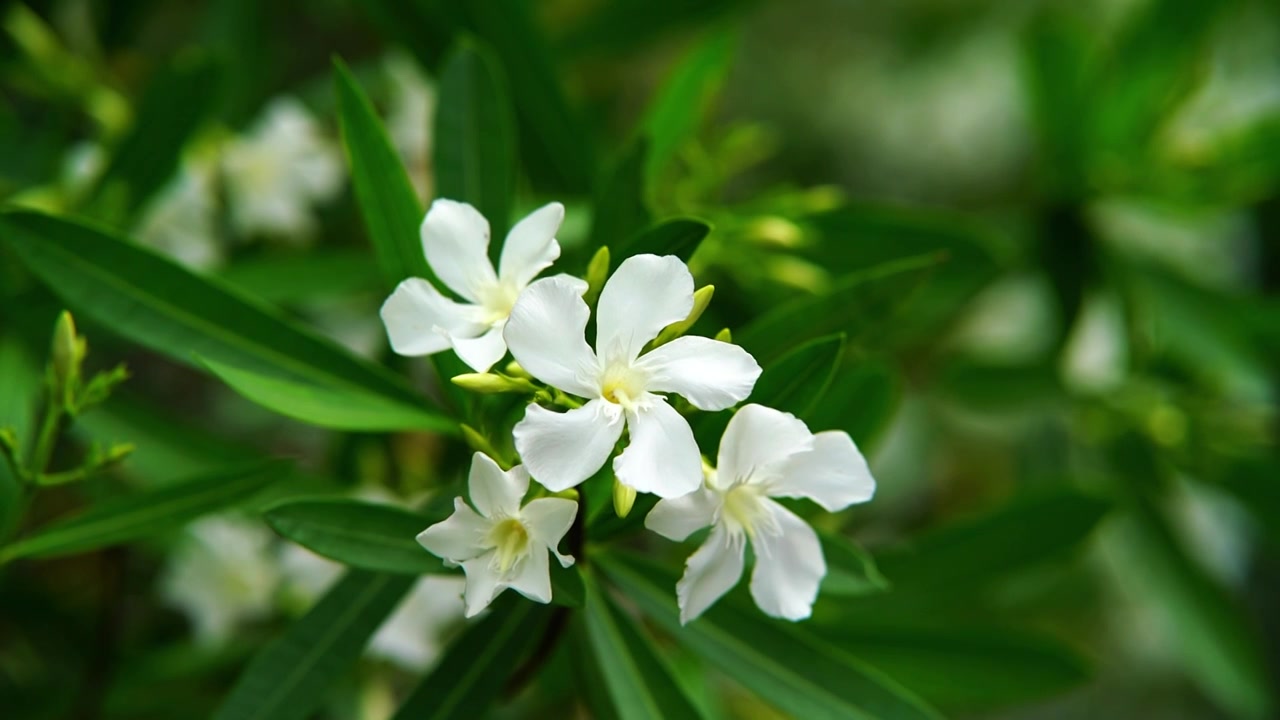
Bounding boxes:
[1,0,1277,718]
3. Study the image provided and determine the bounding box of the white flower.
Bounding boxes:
[159,515,281,644]
[417,453,577,617]
[503,254,761,498]
[134,156,222,270]
[645,404,875,623]
[380,199,568,373]
[221,97,344,240]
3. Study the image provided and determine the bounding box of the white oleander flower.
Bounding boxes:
[159,515,281,644]
[503,254,761,498]
[134,156,222,270]
[645,404,876,623]
[417,453,577,617]
[380,199,568,373]
[221,97,343,240]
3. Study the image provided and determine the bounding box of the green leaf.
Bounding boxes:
[214,570,415,720]
[751,333,843,420]
[0,332,40,537]
[598,552,940,720]
[0,210,424,407]
[804,359,900,448]
[333,57,430,288]
[736,253,945,363]
[550,562,586,608]
[820,531,889,597]
[1110,435,1274,719]
[870,488,1109,599]
[582,571,707,720]
[86,55,221,220]
[642,28,737,186]
[452,0,596,192]
[201,357,456,434]
[590,141,652,252]
[804,619,1089,714]
[435,39,517,244]
[265,499,446,575]
[218,250,383,304]
[615,217,711,265]
[0,461,283,561]
[392,595,551,719]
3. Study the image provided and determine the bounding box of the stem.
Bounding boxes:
[29,399,63,481]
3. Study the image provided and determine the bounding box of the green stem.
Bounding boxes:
[29,400,63,481]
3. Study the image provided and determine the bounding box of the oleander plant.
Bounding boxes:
[1,1,1278,719]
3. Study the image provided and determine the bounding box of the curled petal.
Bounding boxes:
[417,498,490,564]
[421,199,497,302]
[460,554,504,617]
[521,497,578,567]
[595,254,693,362]
[645,486,720,542]
[504,276,598,398]
[513,400,623,492]
[507,546,553,604]
[614,398,701,498]
[468,453,529,520]
[748,501,825,621]
[716,404,813,489]
[380,278,484,357]
[774,431,875,512]
[450,325,508,373]
[500,202,563,287]
[638,336,761,411]
[676,525,745,624]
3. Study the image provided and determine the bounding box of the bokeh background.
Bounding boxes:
[1,0,1277,718]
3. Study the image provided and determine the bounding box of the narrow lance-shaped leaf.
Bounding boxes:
[590,140,651,252]
[0,211,440,415]
[435,39,517,246]
[392,596,552,720]
[201,357,457,435]
[214,570,415,720]
[0,461,284,561]
[265,498,448,575]
[598,552,941,720]
[333,57,430,287]
[582,571,708,720]
[615,217,711,265]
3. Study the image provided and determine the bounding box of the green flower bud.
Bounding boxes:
[714,327,732,343]
[613,479,636,518]
[50,310,85,392]
[451,372,536,395]
[653,285,715,347]
[584,245,610,307]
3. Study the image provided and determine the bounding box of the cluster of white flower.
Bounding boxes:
[384,200,879,624]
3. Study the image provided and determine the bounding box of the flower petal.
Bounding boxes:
[506,545,552,604]
[521,497,578,567]
[460,554,504,617]
[417,498,490,563]
[716,404,813,489]
[676,525,744,624]
[504,276,598,397]
[499,202,564,287]
[468,452,529,519]
[614,398,701,498]
[748,501,825,621]
[421,198,497,302]
[774,431,875,512]
[513,399,623,492]
[595,255,693,361]
[380,278,484,356]
[645,486,720,541]
[638,336,761,411]
[450,325,508,372]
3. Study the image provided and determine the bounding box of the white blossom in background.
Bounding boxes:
[381,199,569,372]
[504,254,761,498]
[1060,292,1128,394]
[417,453,577,617]
[133,155,222,270]
[221,97,344,241]
[159,515,280,644]
[646,404,875,623]
[384,50,436,200]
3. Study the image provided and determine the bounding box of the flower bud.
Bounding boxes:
[50,310,85,390]
[747,216,803,247]
[503,360,532,380]
[653,285,714,347]
[451,372,534,395]
[613,478,636,518]
[714,327,732,343]
[584,245,610,306]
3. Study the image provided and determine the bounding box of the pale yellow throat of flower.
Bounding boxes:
[488,517,531,573]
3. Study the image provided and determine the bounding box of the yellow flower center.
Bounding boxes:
[476,281,521,326]
[599,363,647,410]
[721,483,775,542]
[488,517,530,573]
